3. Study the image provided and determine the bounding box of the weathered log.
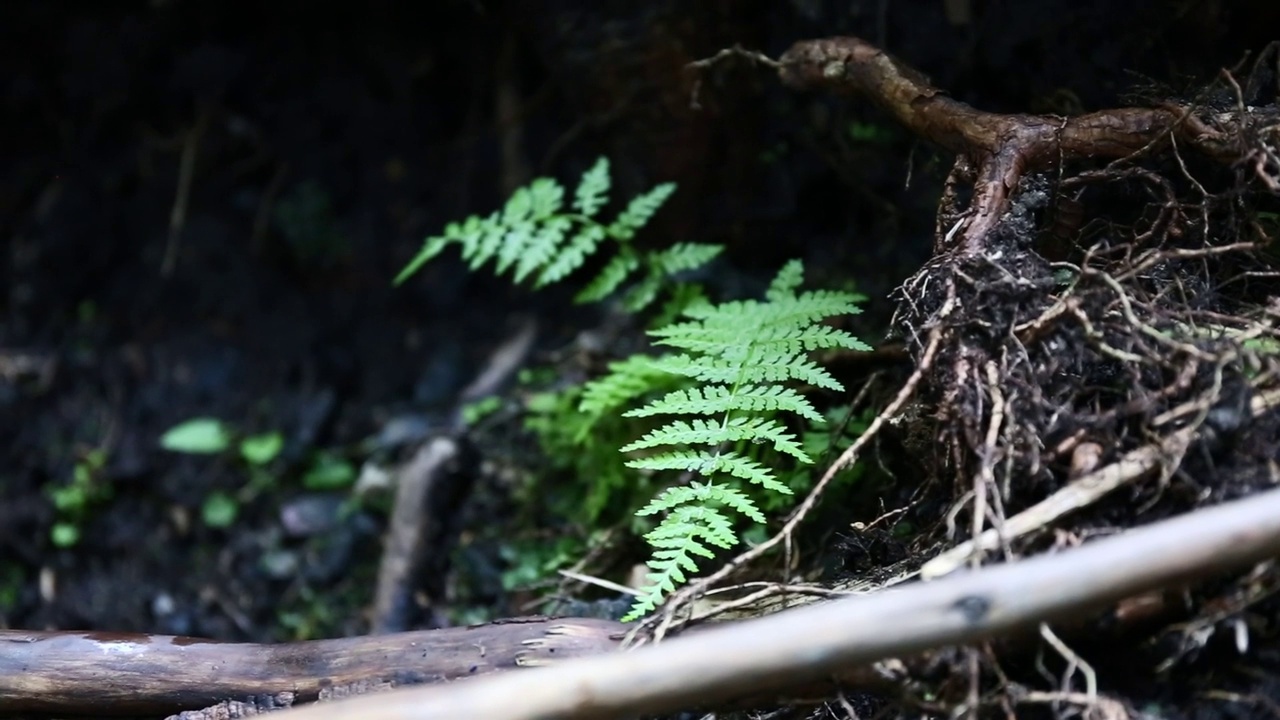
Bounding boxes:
[0,616,622,715]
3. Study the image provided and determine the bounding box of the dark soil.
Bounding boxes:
[3,1,1279,718]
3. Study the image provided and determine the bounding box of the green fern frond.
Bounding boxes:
[515,216,572,283]
[578,354,674,424]
[610,183,677,240]
[648,505,737,548]
[621,417,808,462]
[573,157,611,216]
[649,352,837,391]
[395,158,676,293]
[575,250,641,304]
[621,261,866,620]
[766,258,806,297]
[623,501,740,621]
[619,242,722,312]
[636,483,745,517]
[628,449,791,496]
[648,242,724,275]
[624,384,824,423]
[538,224,605,287]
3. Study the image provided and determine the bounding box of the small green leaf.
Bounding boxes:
[49,485,86,512]
[462,396,503,426]
[50,523,80,548]
[239,432,284,466]
[202,491,239,528]
[303,454,356,490]
[161,418,232,454]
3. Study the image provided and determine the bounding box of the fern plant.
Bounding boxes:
[603,260,869,620]
[394,158,871,622]
[394,157,719,311]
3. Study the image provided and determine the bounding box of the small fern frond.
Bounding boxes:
[609,183,676,240]
[393,234,451,284]
[620,242,724,312]
[515,216,572,283]
[467,216,506,270]
[537,224,605,287]
[573,157,611,216]
[621,417,808,462]
[638,482,763,522]
[648,242,723,275]
[576,250,642,304]
[625,384,824,423]
[621,501,744,621]
[649,505,737,549]
[626,450,789,495]
[578,354,672,421]
[396,157,675,293]
[766,258,806,298]
[651,353,838,391]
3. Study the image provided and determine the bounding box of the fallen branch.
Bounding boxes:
[0,617,621,715]
[275,486,1280,720]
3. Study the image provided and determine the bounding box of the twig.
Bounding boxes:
[160,107,210,278]
[370,437,466,633]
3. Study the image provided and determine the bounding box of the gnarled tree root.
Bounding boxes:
[776,36,1278,255]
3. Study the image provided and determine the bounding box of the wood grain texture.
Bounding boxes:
[0,617,624,715]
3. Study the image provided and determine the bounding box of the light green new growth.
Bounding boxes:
[394,157,719,310]
[613,260,869,620]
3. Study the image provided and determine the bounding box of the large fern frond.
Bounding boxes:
[619,260,866,620]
